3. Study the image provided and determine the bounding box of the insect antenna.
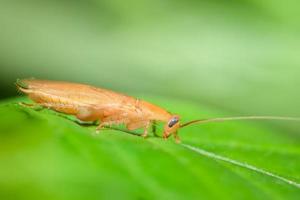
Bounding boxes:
[180,116,300,128]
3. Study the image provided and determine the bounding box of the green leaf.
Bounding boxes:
[0,97,299,200]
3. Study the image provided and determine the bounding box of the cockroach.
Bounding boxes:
[16,79,300,143]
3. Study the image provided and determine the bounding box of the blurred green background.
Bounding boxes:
[1,0,300,120]
[1,1,300,199]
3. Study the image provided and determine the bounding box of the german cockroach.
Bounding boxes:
[16,79,300,143]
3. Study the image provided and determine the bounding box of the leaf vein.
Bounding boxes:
[181,143,300,189]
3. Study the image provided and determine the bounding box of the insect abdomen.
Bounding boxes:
[17,79,81,115]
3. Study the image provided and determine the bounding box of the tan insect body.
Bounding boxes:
[17,79,182,140]
[16,79,300,143]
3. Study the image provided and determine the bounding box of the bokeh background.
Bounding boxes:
[1,1,300,199]
[1,0,300,132]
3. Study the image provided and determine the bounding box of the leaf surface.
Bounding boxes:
[0,97,299,200]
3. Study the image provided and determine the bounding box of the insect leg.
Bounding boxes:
[152,121,159,137]
[142,121,150,138]
[95,112,126,133]
[173,131,181,143]
[96,118,124,133]
[18,102,44,111]
[96,122,106,133]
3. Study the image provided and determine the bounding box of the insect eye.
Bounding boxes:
[168,118,179,128]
